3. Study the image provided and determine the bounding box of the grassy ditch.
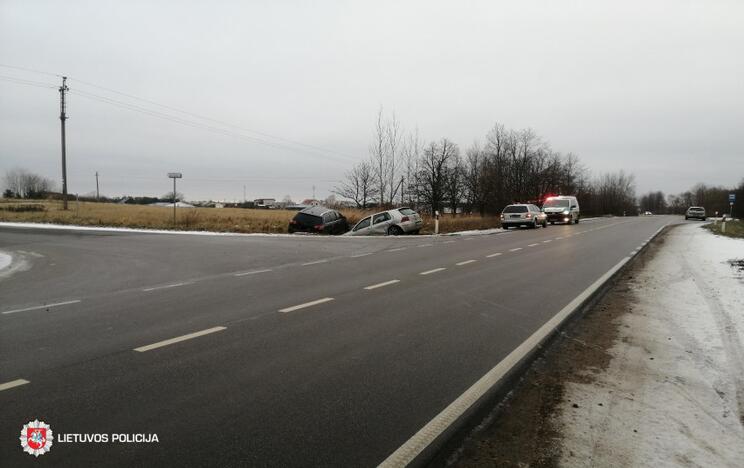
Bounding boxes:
[703,219,744,239]
[0,199,502,235]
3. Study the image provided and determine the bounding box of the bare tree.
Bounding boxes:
[369,107,389,206]
[2,168,55,198]
[333,161,377,208]
[386,111,402,203]
[416,139,458,214]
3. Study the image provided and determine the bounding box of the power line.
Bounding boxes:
[0,63,360,162]
[69,77,359,161]
[0,75,58,89]
[69,88,356,164]
[0,63,63,78]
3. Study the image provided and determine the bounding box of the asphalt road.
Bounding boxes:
[0,216,680,466]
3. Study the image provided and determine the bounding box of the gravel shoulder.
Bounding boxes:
[451,223,744,467]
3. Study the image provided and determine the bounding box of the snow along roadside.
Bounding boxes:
[0,221,510,238]
[559,223,744,467]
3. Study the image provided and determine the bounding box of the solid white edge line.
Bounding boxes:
[417,244,433,248]
[486,253,502,258]
[234,269,272,277]
[134,326,226,352]
[142,282,190,292]
[279,297,335,313]
[364,280,401,290]
[351,253,373,258]
[378,256,633,467]
[2,299,81,315]
[455,260,477,266]
[0,379,30,391]
[420,268,446,275]
[387,248,407,252]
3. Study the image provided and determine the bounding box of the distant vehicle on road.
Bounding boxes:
[685,206,707,220]
[644,211,653,216]
[288,206,348,234]
[501,204,547,229]
[346,208,423,236]
[542,195,580,224]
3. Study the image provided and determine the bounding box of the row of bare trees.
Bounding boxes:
[641,180,744,217]
[2,168,56,199]
[335,112,638,216]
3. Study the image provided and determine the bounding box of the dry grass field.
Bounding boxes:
[0,199,501,235]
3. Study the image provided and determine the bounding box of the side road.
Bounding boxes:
[452,223,744,467]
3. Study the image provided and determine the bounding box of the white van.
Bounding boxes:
[542,196,580,224]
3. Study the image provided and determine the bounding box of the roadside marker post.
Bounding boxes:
[434,210,440,235]
[168,172,183,225]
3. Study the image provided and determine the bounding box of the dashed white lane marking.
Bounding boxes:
[143,282,191,292]
[417,243,433,248]
[387,247,407,252]
[420,268,446,276]
[527,243,539,247]
[2,299,81,315]
[134,326,227,352]
[509,247,523,252]
[486,253,502,258]
[542,240,552,243]
[279,297,335,313]
[456,260,477,266]
[364,280,400,290]
[463,238,475,241]
[351,253,373,258]
[555,236,564,240]
[630,251,638,255]
[302,259,329,266]
[443,240,456,244]
[234,269,272,277]
[0,379,30,391]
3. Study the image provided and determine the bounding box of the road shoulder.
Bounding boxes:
[452,223,744,467]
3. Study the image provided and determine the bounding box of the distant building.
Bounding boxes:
[254,198,276,209]
[301,199,320,206]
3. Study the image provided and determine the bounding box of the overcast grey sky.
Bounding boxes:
[1,0,742,202]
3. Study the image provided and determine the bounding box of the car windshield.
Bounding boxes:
[293,213,322,226]
[503,205,528,213]
[398,208,416,215]
[543,199,570,208]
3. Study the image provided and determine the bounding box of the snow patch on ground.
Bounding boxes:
[0,221,507,239]
[559,224,744,467]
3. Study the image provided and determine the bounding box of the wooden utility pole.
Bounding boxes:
[95,171,100,201]
[59,77,69,209]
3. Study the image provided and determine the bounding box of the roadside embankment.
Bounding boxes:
[452,223,744,467]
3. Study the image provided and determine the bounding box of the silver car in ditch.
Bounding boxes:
[346,207,423,236]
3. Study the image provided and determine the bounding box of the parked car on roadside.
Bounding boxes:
[345,207,423,236]
[541,195,580,224]
[501,204,547,229]
[685,206,706,220]
[288,206,348,234]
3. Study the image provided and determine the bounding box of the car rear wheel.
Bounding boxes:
[575,218,580,224]
[542,220,548,228]
[502,225,509,230]
[388,225,404,236]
